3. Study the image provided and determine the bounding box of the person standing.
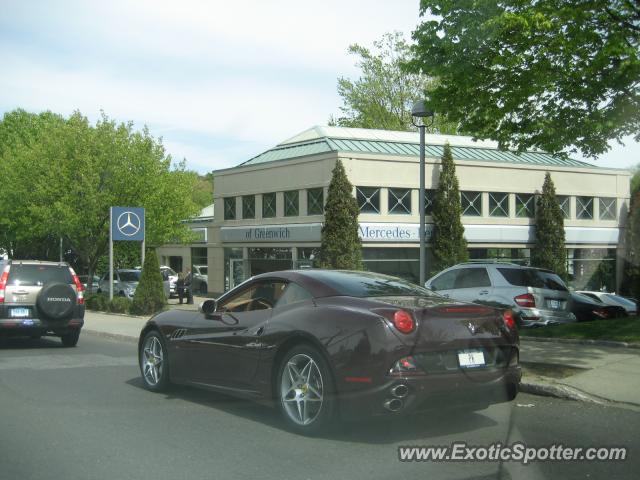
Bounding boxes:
[176,272,185,304]
[184,268,193,304]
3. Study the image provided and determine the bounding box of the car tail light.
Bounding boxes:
[389,356,425,376]
[514,293,535,308]
[593,308,609,319]
[502,310,516,329]
[393,310,415,334]
[0,265,9,304]
[70,268,85,305]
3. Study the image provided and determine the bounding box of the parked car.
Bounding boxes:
[138,269,521,433]
[192,264,208,294]
[0,260,85,346]
[97,269,141,298]
[79,275,101,294]
[425,262,575,327]
[570,292,627,322]
[577,291,638,316]
[159,266,178,297]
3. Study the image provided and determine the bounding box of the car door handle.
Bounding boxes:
[479,290,489,295]
[13,290,29,295]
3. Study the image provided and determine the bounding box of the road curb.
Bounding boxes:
[83,328,138,343]
[521,336,640,349]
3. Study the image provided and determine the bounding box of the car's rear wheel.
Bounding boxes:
[140,331,170,391]
[277,344,335,434]
[60,329,80,347]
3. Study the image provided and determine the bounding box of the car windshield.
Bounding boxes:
[310,270,437,298]
[118,271,141,282]
[6,264,73,286]
[198,266,207,275]
[162,267,176,276]
[497,268,568,291]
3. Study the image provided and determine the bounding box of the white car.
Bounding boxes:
[192,265,208,294]
[160,266,178,297]
[576,291,638,316]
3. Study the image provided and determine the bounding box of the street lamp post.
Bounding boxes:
[411,101,434,287]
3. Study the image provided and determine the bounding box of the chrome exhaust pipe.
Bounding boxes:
[390,384,409,398]
[383,398,403,412]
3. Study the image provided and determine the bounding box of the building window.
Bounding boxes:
[284,190,299,217]
[489,192,509,217]
[577,196,593,219]
[356,186,380,214]
[224,197,236,220]
[262,193,276,218]
[424,189,435,216]
[388,188,412,214]
[599,197,616,220]
[461,191,482,216]
[558,195,570,219]
[515,193,535,218]
[242,195,255,219]
[307,188,324,215]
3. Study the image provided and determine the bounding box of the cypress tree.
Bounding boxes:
[131,249,167,315]
[318,159,363,270]
[622,191,640,299]
[432,142,468,273]
[532,172,567,278]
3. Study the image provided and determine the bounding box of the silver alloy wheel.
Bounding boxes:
[280,353,324,426]
[142,336,164,386]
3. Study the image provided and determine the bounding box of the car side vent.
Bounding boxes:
[170,329,187,340]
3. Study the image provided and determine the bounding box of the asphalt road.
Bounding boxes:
[0,334,638,480]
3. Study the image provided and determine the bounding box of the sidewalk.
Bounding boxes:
[81,310,640,408]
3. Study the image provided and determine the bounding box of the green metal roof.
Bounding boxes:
[239,135,596,169]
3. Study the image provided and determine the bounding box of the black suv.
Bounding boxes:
[0,260,85,346]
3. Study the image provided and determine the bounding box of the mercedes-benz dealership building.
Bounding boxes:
[198,126,630,295]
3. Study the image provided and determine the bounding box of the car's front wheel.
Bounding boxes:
[139,331,170,391]
[277,344,335,434]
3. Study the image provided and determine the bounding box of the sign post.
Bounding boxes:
[109,206,146,300]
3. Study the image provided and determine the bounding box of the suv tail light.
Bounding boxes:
[0,265,9,304]
[70,268,85,305]
[514,293,535,308]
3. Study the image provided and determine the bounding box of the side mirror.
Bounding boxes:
[199,299,218,317]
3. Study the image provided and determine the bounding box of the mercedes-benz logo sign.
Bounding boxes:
[117,211,142,237]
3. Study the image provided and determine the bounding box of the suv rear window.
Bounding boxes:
[497,268,567,291]
[119,271,141,282]
[6,264,73,286]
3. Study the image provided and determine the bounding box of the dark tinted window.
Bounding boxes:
[311,271,435,297]
[430,270,458,291]
[497,268,567,291]
[118,271,141,282]
[276,282,313,307]
[6,264,73,286]
[454,268,491,288]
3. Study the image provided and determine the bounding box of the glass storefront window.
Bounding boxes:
[362,248,420,284]
[469,248,530,266]
[296,247,320,269]
[262,192,276,218]
[307,188,324,215]
[489,192,509,217]
[356,186,380,214]
[566,248,616,291]
[248,247,292,276]
[461,191,482,216]
[224,247,244,292]
[242,195,255,219]
[223,197,236,220]
[284,190,299,217]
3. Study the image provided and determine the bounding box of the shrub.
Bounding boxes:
[108,297,132,314]
[131,249,167,315]
[85,293,108,311]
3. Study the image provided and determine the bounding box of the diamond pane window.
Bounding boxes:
[515,193,534,218]
[489,192,509,217]
[223,197,236,220]
[307,188,324,215]
[424,189,435,216]
[557,195,570,219]
[356,186,380,214]
[262,192,276,218]
[577,196,593,219]
[284,190,299,217]
[599,197,616,220]
[242,195,255,219]
[388,188,412,214]
[461,191,482,216]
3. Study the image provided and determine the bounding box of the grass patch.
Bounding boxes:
[520,316,640,343]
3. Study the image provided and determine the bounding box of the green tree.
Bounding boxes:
[432,143,468,272]
[410,1,640,158]
[622,191,640,299]
[191,172,214,209]
[331,31,456,134]
[131,249,166,315]
[0,109,200,284]
[318,160,362,270]
[531,172,567,278]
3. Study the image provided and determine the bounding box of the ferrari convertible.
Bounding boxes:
[138,270,521,433]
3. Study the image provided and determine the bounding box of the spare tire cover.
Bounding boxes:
[36,282,76,320]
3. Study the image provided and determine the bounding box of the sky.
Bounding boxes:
[1,0,638,174]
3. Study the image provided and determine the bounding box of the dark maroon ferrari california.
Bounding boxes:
[138,270,521,433]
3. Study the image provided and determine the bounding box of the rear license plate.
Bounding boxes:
[458,349,485,368]
[10,308,30,318]
[547,299,561,310]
